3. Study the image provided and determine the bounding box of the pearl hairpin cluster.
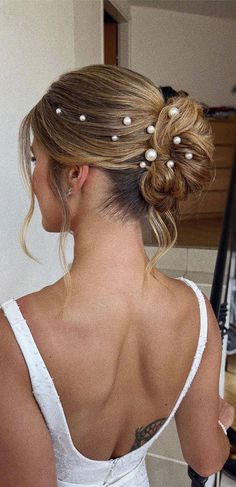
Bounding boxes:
[167,106,193,165]
[140,106,193,170]
[56,107,86,122]
[55,105,193,172]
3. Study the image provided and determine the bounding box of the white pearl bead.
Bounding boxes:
[185,152,193,160]
[166,160,175,169]
[145,148,157,162]
[168,106,179,118]
[122,116,132,126]
[79,114,86,121]
[56,108,62,114]
[173,136,181,145]
[146,125,155,134]
[111,135,119,141]
[140,161,147,169]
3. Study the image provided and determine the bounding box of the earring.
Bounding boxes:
[66,187,72,197]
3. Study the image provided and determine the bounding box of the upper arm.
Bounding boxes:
[174,294,230,476]
[0,309,57,487]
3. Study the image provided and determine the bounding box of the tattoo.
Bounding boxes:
[109,417,168,459]
[128,417,168,452]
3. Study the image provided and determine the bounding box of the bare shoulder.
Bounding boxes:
[0,283,57,373]
[151,271,204,317]
[0,290,42,383]
[0,291,58,486]
[14,282,61,325]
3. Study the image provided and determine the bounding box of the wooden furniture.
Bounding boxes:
[179,119,236,221]
[142,118,236,247]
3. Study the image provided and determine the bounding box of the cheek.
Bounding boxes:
[31,168,37,195]
[31,165,45,196]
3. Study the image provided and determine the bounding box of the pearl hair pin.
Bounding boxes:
[145,148,158,162]
[122,116,132,126]
[139,161,147,169]
[168,106,179,118]
[54,106,195,175]
[166,160,175,169]
[173,136,181,145]
[146,125,155,134]
[185,152,193,160]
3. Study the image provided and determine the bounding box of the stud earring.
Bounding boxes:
[66,187,72,197]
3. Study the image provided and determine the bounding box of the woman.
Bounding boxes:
[0,64,234,487]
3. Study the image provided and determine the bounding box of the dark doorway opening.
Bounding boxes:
[104,10,118,65]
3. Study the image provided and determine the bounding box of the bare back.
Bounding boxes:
[15,270,200,461]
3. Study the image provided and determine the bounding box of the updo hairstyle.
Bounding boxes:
[18,64,215,309]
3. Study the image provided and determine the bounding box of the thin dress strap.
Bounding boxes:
[0,279,208,464]
[135,275,209,449]
[0,298,73,448]
[170,276,208,411]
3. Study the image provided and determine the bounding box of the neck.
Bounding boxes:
[69,215,151,285]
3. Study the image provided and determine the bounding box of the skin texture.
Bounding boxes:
[0,137,231,485]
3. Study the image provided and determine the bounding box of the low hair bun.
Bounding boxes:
[140,94,215,213]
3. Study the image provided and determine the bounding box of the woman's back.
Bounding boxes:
[14,269,201,462]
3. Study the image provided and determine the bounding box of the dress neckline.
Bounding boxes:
[3,276,207,465]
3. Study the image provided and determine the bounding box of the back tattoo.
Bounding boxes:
[109,417,168,459]
[128,417,168,452]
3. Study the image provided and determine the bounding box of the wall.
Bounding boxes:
[130,6,236,106]
[74,0,103,67]
[0,0,103,302]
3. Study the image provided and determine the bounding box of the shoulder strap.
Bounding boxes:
[115,276,207,449]
[170,276,208,410]
[138,276,209,450]
[0,298,71,443]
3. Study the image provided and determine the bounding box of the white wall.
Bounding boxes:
[0,0,74,301]
[74,0,103,67]
[0,0,103,302]
[130,6,236,106]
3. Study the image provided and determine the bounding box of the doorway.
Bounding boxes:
[104,10,118,65]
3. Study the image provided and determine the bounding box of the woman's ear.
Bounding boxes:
[68,165,90,192]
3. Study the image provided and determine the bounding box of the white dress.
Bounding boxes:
[0,277,208,486]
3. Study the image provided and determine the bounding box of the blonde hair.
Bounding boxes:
[18,64,215,311]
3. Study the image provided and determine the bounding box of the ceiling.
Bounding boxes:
[128,0,236,20]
